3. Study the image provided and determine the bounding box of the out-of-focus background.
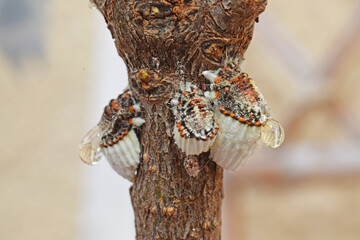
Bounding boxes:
[1,0,359,239]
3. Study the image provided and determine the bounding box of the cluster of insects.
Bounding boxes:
[79,64,284,180]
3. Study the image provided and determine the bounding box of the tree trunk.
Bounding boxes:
[92,0,267,239]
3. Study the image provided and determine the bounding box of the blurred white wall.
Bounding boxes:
[78,12,135,240]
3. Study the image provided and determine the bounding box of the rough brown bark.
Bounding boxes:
[93,0,266,239]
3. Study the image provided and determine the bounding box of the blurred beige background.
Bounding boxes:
[1,0,360,240]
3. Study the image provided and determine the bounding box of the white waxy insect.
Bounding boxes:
[102,130,143,180]
[79,90,145,181]
[210,112,262,170]
[171,82,219,155]
[203,64,284,170]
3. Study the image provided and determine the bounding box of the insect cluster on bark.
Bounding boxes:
[79,0,284,181]
[79,0,285,239]
[80,62,284,179]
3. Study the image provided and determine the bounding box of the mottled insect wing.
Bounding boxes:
[99,90,145,181]
[79,89,145,181]
[172,83,219,155]
[203,64,273,170]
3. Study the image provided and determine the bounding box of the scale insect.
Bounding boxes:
[171,82,219,155]
[203,64,284,170]
[79,89,145,181]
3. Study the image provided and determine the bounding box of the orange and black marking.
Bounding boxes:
[175,119,219,141]
[172,83,219,141]
[99,90,140,148]
[211,64,268,127]
[217,106,264,127]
